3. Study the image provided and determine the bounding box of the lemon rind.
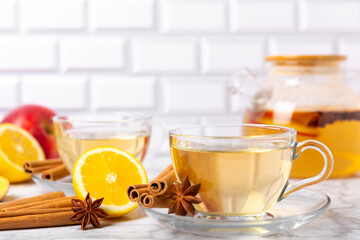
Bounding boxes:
[0,123,45,164]
[73,146,148,214]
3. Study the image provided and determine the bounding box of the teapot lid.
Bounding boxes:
[266,55,346,66]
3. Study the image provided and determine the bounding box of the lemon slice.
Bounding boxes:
[72,146,148,218]
[0,123,45,183]
[0,176,9,201]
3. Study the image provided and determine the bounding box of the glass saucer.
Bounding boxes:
[141,189,330,237]
[32,174,75,196]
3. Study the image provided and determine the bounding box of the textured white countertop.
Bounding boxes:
[0,160,358,240]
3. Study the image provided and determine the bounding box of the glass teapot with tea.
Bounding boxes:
[229,55,360,178]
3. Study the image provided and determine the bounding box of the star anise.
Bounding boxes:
[70,193,108,230]
[168,176,202,217]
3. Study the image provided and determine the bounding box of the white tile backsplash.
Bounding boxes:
[131,38,198,73]
[0,0,359,122]
[339,38,360,70]
[89,0,155,31]
[60,37,126,71]
[20,0,85,31]
[161,77,228,114]
[230,0,296,32]
[90,76,156,110]
[201,37,265,73]
[160,0,227,33]
[0,37,56,70]
[300,0,360,32]
[269,37,335,55]
[21,76,88,110]
[0,77,19,109]
[0,0,16,30]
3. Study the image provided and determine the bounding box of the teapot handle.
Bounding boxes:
[228,68,268,95]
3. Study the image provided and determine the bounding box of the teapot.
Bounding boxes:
[229,55,360,178]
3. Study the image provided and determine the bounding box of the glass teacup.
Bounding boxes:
[169,124,333,218]
[53,112,151,173]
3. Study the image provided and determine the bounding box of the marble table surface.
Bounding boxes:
[0,163,359,240]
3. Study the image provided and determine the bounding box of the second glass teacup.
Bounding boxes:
[53,112,151,173]
[169,124,333,218]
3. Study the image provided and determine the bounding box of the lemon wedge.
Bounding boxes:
[0,123,45,183]
[72,146,148,218]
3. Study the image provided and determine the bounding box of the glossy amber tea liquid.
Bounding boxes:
[245,109,360,178]
[56,129,149,172]
[170,144,293,215]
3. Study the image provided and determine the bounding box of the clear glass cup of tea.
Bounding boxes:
[53,112,152,173]
[169,124,333,218]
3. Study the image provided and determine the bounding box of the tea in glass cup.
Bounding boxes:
[169,124,333,217]
[53,112,151,173]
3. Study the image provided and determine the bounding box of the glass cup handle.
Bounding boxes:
[281,140,334,199]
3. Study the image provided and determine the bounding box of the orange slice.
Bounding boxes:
[0,123,45,183]
[72,146,148,218]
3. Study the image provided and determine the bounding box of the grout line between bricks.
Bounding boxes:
[84,0,90,33]
[14,0,20,34]
[17,76,23,105]
[196,37,202,75]
[154,0,161,34]
[295,0,302,33]
[224,0,230,34]
[84,76,91,112]
[153,77,160,114]
[55,38,61,73]
[124,37,132,74]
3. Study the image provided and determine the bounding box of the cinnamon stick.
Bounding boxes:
[0,211,80,230]
[41,164,69,181]
[0,208,71,218]
[148,165,176,196]
[0,191,65,211]
[139,193,171,208]
[28,196,76,210]
[24,165,55,174]
[127,184,149,202]
[24,158,62,168]
[2,196,76,212]
[23,158,63,175]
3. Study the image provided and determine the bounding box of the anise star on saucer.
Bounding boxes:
[70,192,108,230]
[168,176,202,217]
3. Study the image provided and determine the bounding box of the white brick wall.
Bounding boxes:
[20,0,85,31]
[131,38,198,73]
[0,37,56,70]
[21,76,88,110]
[0,0,359,127]
[0,77,19,109]
[90,76,156,110]
[60,37,126,71]
[89,0,155,31]
[0,0,16,30]
[269,37,335,55]
[201,37,265,73]
[300,0,360,32]
[339,38,360,70]
[161,77,228,114]
[230,0,296,32]
[160,0,227,33]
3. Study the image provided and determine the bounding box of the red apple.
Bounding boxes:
[1,105,58,159]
